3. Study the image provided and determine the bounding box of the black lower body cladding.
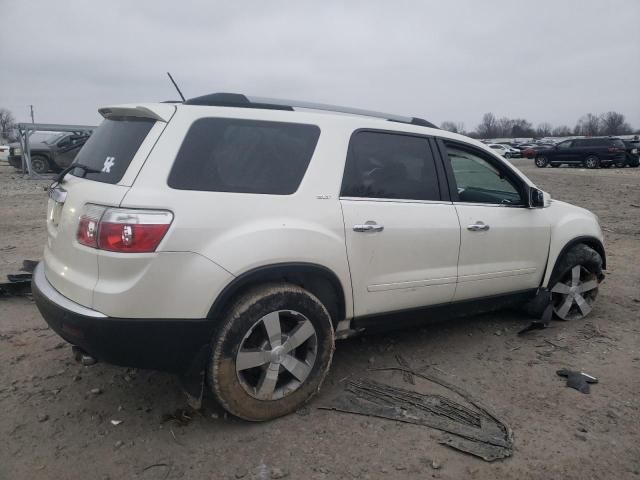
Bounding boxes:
[31,267,212,374]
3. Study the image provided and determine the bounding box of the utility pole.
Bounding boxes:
[29,105,34,123]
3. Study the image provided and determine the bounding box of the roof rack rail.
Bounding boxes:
[183,93,438,129]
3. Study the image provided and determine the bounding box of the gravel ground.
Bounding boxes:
[1,160,639,480]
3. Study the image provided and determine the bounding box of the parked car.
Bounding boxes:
[534,137,627,168]
[521,144,553,159]
[496,143,521,158]
[488,143,513,158]
[8,131,92,174]
[622,140,640,167]
[33,93,606,421]
[0,144,9,163]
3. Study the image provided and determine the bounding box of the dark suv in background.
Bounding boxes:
[622,139,640,167]
[8,131,92,174]
[534,137,627,169]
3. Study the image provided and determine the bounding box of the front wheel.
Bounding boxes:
[208,283,334,421]
[584,155,600,169]
[505,152,512,159]
[30,155,50,174]
[549,244,603,320]
[535,156,549,168]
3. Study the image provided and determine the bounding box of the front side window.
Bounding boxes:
[169,118,320,194]
[341,131,440,201]
[444,142,524,205]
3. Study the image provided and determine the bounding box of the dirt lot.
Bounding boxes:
[1,160,639,480]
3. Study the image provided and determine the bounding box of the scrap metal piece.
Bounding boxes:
[321,368,513,462]
[556,369,598,394]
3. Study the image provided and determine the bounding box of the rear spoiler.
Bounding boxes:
[98,104,176,123]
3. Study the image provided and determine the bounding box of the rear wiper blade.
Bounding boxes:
[48,164,102,191]
[55,163,101,183]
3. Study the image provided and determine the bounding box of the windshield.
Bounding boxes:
[43,132,67,144]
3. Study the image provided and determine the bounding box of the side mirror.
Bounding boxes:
[529,187,549,208]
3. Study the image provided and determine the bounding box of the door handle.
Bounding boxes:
[467,221,490,232]
[353,222,384,233]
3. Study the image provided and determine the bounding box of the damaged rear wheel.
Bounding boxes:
[208,283,334,421]
[549,244,602,320]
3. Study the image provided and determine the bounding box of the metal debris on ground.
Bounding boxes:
[518,302,553,336]
[321,367,513,462]
[556,369,598,394]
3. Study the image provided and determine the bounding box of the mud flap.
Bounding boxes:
[178,345,209,410]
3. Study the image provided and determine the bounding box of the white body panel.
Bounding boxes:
[453,204,550,300]
[341,199,460,316]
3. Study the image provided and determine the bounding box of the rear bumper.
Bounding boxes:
[32,263,212,373]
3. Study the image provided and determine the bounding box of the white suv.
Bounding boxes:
[32,93,606,421]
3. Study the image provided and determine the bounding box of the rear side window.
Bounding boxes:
[72,117,155,184]
[341,131,440,201]
[168,118,320,194]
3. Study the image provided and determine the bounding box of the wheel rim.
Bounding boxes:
[536,157,547,167]
[551,265,599,320]
[31,158,46,173]
[586,158,597,168]
[235,309,317,400]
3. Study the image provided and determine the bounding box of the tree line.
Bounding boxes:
[441,111,637,139]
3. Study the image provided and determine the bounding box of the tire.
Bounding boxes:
[584,155,600,169]
[208,283,334,421]
[30,155,50,174]
[630,157,640,168]
[505,152,512,159]
[535,156,548,168]
[548,244,603,321]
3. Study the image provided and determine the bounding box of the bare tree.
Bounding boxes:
[440,121,464,134]
[536,122,553,137]
[496,117,514,137]
[552,125,572,137]
[0,108,16,141]
[600,111,632,135]
[511,118,534,138]
[576,113,601,136]
[477,112,498,138]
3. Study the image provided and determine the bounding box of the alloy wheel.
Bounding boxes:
[235,309,318,400]
[551,265,598,320]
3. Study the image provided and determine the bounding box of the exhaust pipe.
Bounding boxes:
[72,346,97,366]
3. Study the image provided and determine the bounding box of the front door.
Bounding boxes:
[437,140,551,301]
[340,130,461,317]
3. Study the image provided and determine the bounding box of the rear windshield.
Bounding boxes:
[168,118,320,194]
[611,139,625,148]
[71,117,155,184]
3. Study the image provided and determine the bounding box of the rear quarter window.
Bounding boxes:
[168,118,320,194]
[72,117,155,184]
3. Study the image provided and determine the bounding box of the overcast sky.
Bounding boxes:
[1,0,639,130]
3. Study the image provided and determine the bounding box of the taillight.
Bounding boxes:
[77,205,107,248]
[76,205,173,253]
[608,147,624,153]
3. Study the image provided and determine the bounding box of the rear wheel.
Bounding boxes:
[535,156,548,168]
[30,155,50,174]
[505,152,512,159]
[584,155,600,169]
[208,283,334,421]
[549,244,602,320]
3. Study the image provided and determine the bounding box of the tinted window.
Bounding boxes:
[169,118,320,194]
[72,117,155,184]
[557,140,573,148]
[611,139,625,148]
[444,142,523,205]
[341,131,440,201]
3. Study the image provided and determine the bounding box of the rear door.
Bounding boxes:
[436,139,550,301]
[340,130,460,317]
[45,110,171,307]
